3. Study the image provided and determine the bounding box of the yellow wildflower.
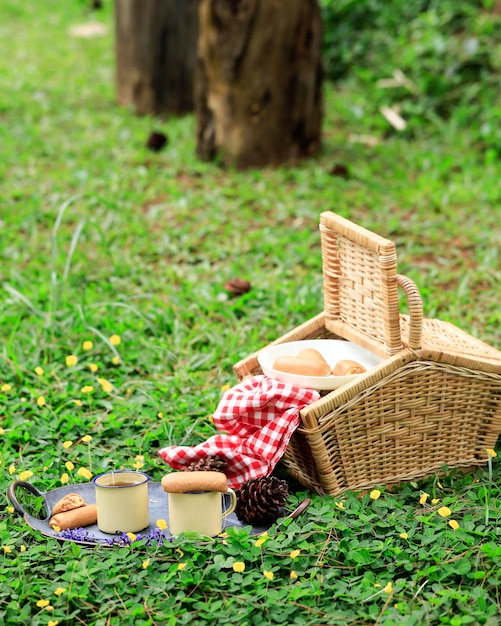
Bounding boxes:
[431,498,439,505]
[399,532,409,539]
[290,570,298,580]
[289,550,301,559]
[37,396,46,407]
[63,441,73,449]
[1,383,12,392]
[3,545,12,553]
[255,534,268,548]
[54,587,66,596]
[370,489,381,500]
[88,363,98,373]
[438,506,452,518]
[419,492,429,505]
[142,559,150,569]
[176,548,184,557]
[98,378,113,393]
[7,506,14,514]
[233,561,245,573]
[335,501,344,510]
[81,435,92,443]
[65,355,78,367]
[52,525,61,533]
[48,621,59,626]
[156,519,168,530]
[221,384,230,392]
[65,461,75,471]
[36,599,50,608]
[112,356,120,365]
[60,473,69,484]
[8,464,15,475]
[383,582,393,593]
[0,427,4,435]
[157,412,164,418]
[77,467,92,480]
[20,545,26,552]
[74,399,83,406]
[449,520,460,530]
[109,334,121,345]
[35,367,44,376]
[81,385,93,393]
[126,532,136,542]
[83,341,93,351]
[263,571,274,581]
[19,470,33,481]
[486,448,497,458]
[178,563,187,571]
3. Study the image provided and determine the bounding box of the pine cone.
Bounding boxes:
[236,476,289,525]
[224,278,251,296]
[329,163,350,178]
[146,131,168,152]
[185,455,228,473]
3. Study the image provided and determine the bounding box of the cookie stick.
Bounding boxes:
[49,504,98,530]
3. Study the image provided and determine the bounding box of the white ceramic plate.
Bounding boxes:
[257,339,383,390]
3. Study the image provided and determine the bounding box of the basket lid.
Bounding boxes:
[320,212,403,356]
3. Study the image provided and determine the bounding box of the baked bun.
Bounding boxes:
[52,493,87,516]
[331,359,366,376]
[272,355,330,377]
[49,504,97,530]
[161,471,228,493]
[296,349,331,376]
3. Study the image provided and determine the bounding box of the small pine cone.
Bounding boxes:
[329,163,350,178]
[224,278,251,296]
[146,131,168,152]
[236,476,289,525]
[185,455,228,473]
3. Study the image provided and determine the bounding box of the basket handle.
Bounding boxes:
[7,480,49,520]
[396,274,423,350]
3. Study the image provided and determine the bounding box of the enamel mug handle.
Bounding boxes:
[222,488,237,519]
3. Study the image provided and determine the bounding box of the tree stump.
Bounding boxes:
[114,0,198,116]
[195,0,323,169]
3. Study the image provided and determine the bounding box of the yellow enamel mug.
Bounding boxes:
[93,470,150,534]
[161,471,237,537]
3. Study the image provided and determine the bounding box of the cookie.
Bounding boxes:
[161,471,228,493]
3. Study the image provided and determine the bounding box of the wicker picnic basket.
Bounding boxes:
[234,211,501,495]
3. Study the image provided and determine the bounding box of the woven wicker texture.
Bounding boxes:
[320,212,403,356]
[234,212,501,495]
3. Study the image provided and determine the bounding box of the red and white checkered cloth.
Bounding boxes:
[158,375,320,488]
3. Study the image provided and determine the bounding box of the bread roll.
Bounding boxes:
[296,349,331,376]
[272,356,330,377]
[52,493,87,516]
[161,471,228,494]
[49,504,98,530]
[331,359,366,376]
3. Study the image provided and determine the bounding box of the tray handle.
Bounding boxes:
[396,274,423,350]
[7,481,49,519]
[286,498,311,520]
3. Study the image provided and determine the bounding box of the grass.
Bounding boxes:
[1,1,500,625]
